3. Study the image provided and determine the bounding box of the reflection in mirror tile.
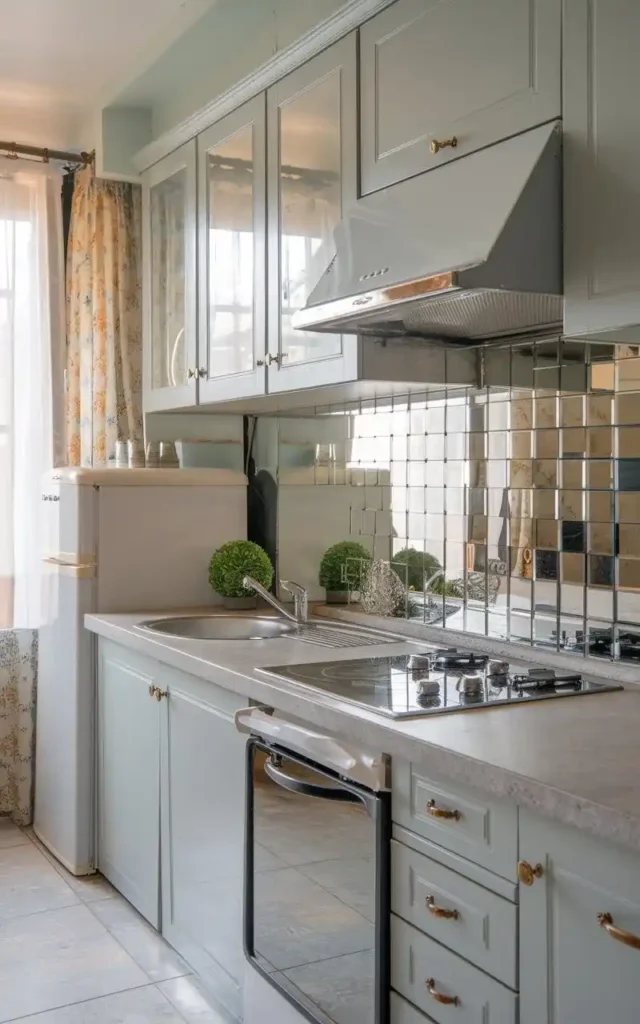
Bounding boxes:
[256,340,640,662]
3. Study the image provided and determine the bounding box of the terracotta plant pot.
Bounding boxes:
[222,596,258,610]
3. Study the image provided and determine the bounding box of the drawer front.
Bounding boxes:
[393,762,518,880]
[392,840,517,987]
[391,991,434,1023]
[391,916,517,1024]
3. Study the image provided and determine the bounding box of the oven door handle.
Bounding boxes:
[264,755,362,803]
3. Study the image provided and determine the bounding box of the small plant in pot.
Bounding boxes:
[208,540,274,610]
[319,541,372,604]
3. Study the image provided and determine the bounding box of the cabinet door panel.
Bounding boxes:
[520,811,640,1024]
[160,672,247,1020]
[198,96,267,403]
[267,33,359,392]
[564,0,640,340]
[97,645,160,927]
[143,141,198,412]
[361,0,561,194]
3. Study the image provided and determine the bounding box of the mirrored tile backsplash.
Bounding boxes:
[254,340,640,664]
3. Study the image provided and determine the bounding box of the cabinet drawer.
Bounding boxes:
[392,840,516,987]
[392,762,517,880]
[391,991,434,1023]
[391,916,517,1024]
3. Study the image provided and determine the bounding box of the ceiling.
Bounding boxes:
[0,0,214,146]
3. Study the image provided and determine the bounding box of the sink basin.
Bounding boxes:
[138,614,299,641]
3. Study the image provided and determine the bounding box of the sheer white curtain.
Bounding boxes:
[0,166,65,628]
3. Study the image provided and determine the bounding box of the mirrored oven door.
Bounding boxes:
[245,739,390,1024]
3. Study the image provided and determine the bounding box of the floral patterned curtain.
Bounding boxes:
[0,631,37,824]
[66,168,143,465]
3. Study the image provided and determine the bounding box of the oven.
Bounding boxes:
[236,708,391,1024]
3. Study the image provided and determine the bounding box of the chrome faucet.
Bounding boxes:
[242,576,309,625]
[281,580,309,625]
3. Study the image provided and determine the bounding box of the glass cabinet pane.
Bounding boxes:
[279,72,342,365]
[206,125,255,378]
[150,168,188,389]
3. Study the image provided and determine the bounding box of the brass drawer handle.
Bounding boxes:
[148,684,157,698]
[430,136,458,155]
[517,860,544,886]
[154,688,168,702]
[425,978,459,1006]
[598,913,640,950]
[426,895,459,920]
[426,798,460,821]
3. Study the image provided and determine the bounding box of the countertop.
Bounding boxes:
[85,608,640,853]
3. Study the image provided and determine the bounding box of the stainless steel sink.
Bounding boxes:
[138,614,299,641]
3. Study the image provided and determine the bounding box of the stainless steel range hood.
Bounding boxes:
[293,122,562,342]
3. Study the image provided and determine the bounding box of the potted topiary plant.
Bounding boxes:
[208,540,274,610]
[319,541,372,604]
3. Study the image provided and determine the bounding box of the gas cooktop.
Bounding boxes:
[259,645,623,718]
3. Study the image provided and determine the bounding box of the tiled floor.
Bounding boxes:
[0,818,233,1023]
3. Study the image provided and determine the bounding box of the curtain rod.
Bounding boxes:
[0,141,94,167]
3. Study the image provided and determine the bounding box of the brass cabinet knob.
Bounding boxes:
[425,895,459,920]
[198,368,207,378]
[154,688,168,702]
[425,978,459,1006]
[426,798,461,821]
[430,136,458,154]
[148,684,157,698]
[267,353,281,366]
[517,860,544,886]
[598,913,640,950]
[187,368,196,379]
[256,359,265,367]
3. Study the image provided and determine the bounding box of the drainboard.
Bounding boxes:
[295,624,398,648]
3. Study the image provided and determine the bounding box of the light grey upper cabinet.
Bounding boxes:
[564,1,640,342]
[520,810,640,1024]
[198,96,267,403]
[267,33,359,393]
[360,0,562,195]
[143,140,198,412]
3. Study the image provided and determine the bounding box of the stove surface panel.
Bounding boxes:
[259,646,622,718]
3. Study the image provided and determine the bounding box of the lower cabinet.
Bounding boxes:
[519,810,640,1024]
[97,643,161,928]
[158,664,247,1019]
[97,640,248,1019]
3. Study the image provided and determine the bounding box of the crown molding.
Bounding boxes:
[133,0,394,172]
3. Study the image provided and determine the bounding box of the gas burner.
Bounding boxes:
[417,679,440,698]
[433,648,489,670]
[512,667,583,690]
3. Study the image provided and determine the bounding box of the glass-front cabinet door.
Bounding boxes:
[198,96,267,403]
[143,141,197,412]
[267,33,358,393]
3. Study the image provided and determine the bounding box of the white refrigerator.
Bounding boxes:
[35,467,247,875]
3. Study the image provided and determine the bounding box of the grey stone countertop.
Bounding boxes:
[85,605,640,853]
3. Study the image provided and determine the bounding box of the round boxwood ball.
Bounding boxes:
[208,540,274,598]
[319,541,372,593]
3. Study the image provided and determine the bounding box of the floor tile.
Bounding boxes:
[0,843,79,922]
[0,903,149,1022]
[282,948,374,1024]
[90,895,190,982]
[5,985,187,1023]
[253,866,373,971]
[159,976,236,1023]
[27,832,117,902]
[0,820,30,850]
[298,857,375,921]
